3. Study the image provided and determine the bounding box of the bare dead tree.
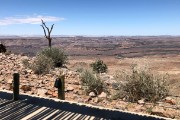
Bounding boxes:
[41,19,54,48]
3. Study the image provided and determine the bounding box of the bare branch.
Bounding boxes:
[50,24,54,34]
[41,25,47,37]
[41,19,47,26]
[40,19,54,48]
[41,19,44,24]
[41,20,50,34]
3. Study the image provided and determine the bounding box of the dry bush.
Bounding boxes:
[31,54,54,74]
[22,59,30,68]
[39,47,68,67]
[0,43,6,53]
[114,64,169,102]
[80,69,104,95]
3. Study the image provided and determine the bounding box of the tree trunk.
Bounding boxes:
[48,38,52,48]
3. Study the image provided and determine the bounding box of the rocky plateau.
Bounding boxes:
[0,53,179,119]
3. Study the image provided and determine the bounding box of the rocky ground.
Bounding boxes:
[0,53,179,119]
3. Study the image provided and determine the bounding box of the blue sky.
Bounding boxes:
[0,0,180,36]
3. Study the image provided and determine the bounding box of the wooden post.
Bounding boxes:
[13,73,19,100]
[58,75,65,100]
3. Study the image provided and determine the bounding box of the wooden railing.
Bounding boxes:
[12,73,65,100]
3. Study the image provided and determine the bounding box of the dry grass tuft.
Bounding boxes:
[114,64,169,102]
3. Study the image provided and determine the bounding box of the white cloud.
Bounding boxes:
[0,15,65,25]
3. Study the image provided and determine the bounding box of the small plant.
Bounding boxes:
[146,106,153,114]
[114,64,169,102]
[39,47,68,67]
[111,90,126,100]
[22,59,30,68]
[31,54,54,74]
[80,69,104,95]
[90,59,108,73]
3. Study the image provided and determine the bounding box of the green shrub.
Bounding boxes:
[114,64,169,102]
[90,59,108,73]
[31,54,54,74]
[80,70,104,95]
[39,47,68,67]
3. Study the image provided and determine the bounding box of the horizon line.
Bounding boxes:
[0,34,180,37]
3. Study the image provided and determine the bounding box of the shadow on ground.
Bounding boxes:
[0,91,167,120]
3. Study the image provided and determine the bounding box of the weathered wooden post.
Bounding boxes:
[54,75,65,100]
[58,75,65,100]
[13,73,19,100]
